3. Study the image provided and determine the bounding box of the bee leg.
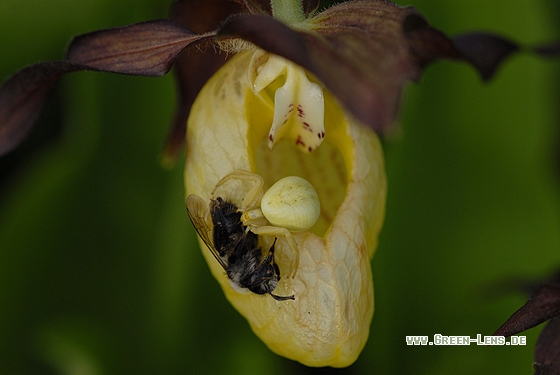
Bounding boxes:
[266,238,295,301]
[253,231,299,302]
[270,292,295,301]
[251,226,299,280]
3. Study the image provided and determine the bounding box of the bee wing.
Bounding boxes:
[186,194,228,270]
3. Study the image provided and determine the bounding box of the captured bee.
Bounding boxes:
[210,170,321,279]
[186,194,295,301]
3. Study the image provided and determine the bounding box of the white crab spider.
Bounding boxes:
[211,169,320,279]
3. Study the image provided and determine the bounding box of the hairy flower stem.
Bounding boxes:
[271,0,305,24]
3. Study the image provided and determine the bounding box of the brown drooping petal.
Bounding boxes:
[218,1,525,134]
[453,32,520,81]
[402,13,464,66]
[217,3,422,133]
[163,0,247,164]
[0,19,213,157]
[491,271,560,375]
[0,62,79,156]
[67,20,213,76]
[170,0,246,31]
[533,41,560,58]
[534,317,560,375]
[218,15,308,65]
[315,2,522,83]
[493,282,560,337]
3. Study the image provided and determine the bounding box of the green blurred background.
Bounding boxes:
[0,0,559,374]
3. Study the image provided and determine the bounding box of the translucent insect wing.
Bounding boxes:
[186,194,228,270]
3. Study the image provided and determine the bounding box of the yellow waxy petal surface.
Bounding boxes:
[185,50,386,367]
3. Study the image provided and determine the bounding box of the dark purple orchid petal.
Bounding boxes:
[218,2,422,133]
[303,0,320,17]
[0,61,80,156]
[402,13,464,66]
[163,0,246,164]
[0,19,214,157]
[170,0,246,31]
[493,282,560,337]
[405,19,520,81]
[533,41,560,58]
[67,19,213,76]
[218,14,309,66]
[453,33,520,81]
[534,317,560,375]
[218,1,525,134]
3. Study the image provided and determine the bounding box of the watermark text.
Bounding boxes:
[405,334,526,346]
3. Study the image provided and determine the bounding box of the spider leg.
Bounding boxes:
[211,170,265,211]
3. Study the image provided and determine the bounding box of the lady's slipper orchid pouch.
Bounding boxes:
[186,48,386,366]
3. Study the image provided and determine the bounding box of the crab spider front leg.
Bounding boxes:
[211,170,269,228]
[211,169,265,210]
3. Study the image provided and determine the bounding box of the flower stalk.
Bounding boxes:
[271,0,306,25]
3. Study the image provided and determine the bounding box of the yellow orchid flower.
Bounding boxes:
[186,48,386,366]
[0,0,533,368]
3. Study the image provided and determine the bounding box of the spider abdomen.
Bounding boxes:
[261,176,320,232]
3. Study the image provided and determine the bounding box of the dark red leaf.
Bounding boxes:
[493,283,560,337]
[453,32,520,81]
[67,20,214,76]
[0,61,80,156]
[534,317,560,375]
